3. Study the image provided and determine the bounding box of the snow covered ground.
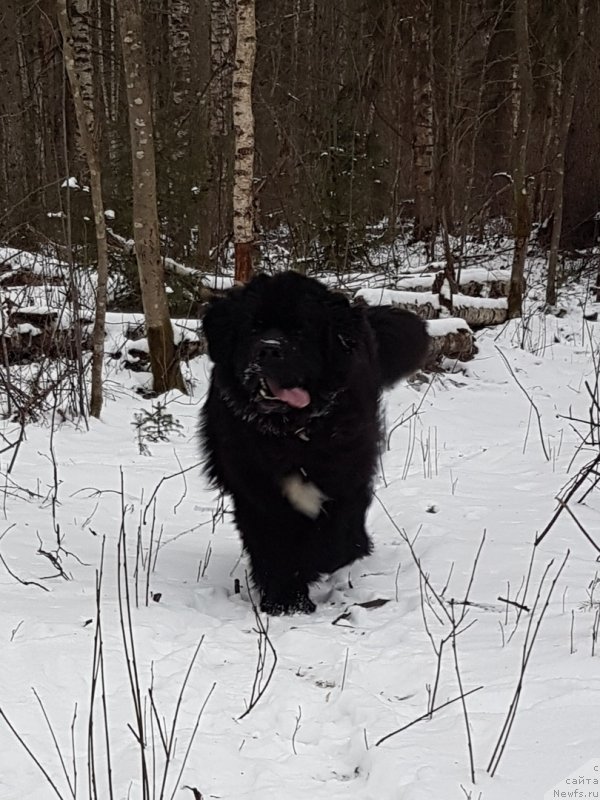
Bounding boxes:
[1,279,600,799]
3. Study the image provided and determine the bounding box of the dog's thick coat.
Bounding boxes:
[201,271,429,614]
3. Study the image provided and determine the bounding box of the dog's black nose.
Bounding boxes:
[257,337,284,361]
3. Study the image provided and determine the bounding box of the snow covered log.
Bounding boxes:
[396,267,509,298]
[356,287,508,328]
[107,227,215,291]
[2,317,93,362]
[355,290,478,363]
[426,318,477,362]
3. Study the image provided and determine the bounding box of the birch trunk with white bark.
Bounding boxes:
[232,0,256,284]
[57,0,108,418]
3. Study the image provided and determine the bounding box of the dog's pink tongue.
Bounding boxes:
[267,380,311,408]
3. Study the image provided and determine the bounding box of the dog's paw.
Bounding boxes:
[260,590,316,616]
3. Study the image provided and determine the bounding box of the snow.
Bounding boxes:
[457,295,507,310]
[396,267,509,292]
[1,262,600,799]
[202,274,235,290]
[357,287,508,311]
[427,318,471,336]
[15,323,42,336]
[358,287,434,306]
[61,177,80,190]
[440,277,452,301]
[10,304,55,316]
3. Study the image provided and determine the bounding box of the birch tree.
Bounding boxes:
[56,0,108,418]
[117,0,186,394]
[232,0,256,283]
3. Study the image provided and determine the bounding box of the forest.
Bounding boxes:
[1,0,598,271]
[1,3,600,799]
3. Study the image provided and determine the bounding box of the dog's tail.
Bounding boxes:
[366,305,430,388]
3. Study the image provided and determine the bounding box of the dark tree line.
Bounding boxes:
[1,0,599,274]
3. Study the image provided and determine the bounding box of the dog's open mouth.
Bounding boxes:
[257,377,311,409]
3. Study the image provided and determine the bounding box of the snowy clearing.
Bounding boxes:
[1,296,600,800]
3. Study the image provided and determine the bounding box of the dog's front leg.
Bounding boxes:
[233,498,318,615]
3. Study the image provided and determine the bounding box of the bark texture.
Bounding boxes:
[396,272,510,298]
[377,291,508,328]
[426,325,477,363]
[117,0,186,394]
[57,0,108,418]
[211,0,233,139]
[411,2,435,247]
[546,0,586,306]
[232,0,256,283]
[507,0,533,319]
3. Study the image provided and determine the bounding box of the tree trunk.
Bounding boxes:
[116,0,186,395]
[412,1,435,251]
[507,0,533,319]
[546,0,587,307]
[0,1,26,220]
[211,0,233,139]
[432,0,454,236]
[165,0,191,257]
[56,0,108,419]
[232,0,256,284]
[199,0,233,270]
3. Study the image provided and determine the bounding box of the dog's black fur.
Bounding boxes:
[200,271,430,615]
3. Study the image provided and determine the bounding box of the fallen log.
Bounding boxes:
[356,287,508,328]
[396,267,509,298]
[426,318,477,362]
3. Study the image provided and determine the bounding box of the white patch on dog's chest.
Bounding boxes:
[281,473,326,519]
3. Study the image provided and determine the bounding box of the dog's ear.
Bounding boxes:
[202,293,239,364]
[325,291,358,355]
[203,275,269,364]
[366,305,430,386]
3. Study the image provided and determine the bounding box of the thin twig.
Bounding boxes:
[168,682,216,800]
[450,603,476,784]
[487,550,570,777]
[375,686,484,747]
[158,636,206,800]
[0,553,50,591]
[495,346,550,461]
[497,597,530,612]
[32,688,76,798]
[142,462,202,524]
[239,580,278,720]
[0,705,66,799]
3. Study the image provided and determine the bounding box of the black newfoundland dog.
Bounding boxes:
[201,271,429,615]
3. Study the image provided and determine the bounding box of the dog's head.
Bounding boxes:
[203,272,361,426]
